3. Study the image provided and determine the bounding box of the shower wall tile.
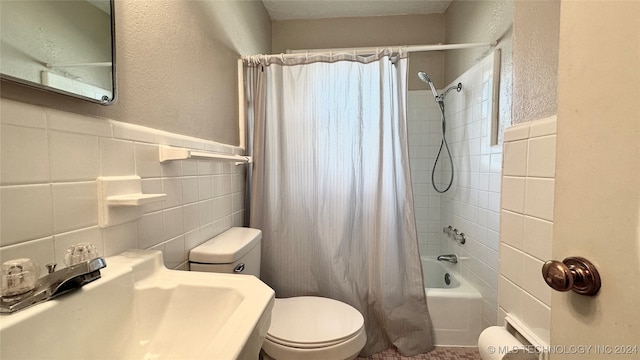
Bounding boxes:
[409,53,502,330]
[498,115,556,345]
[408,91,442,256]
[0,98,246,270]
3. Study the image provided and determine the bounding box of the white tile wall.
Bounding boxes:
[498,115,557,346]
[408,53,503,330]
[0,99,246,273]
[407,91,443,256]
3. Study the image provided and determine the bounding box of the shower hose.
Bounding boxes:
[431,100,454,193]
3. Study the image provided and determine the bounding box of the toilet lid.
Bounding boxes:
[267,296,365,349]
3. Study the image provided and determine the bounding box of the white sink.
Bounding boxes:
[0,250,275,360]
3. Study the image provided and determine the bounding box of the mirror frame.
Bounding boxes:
[0,0,117,105]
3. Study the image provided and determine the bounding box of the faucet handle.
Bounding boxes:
[45,263,57,274]
[1,258,39,297]
[64,243,99,266]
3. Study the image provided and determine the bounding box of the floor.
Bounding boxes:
[358,347,482,360]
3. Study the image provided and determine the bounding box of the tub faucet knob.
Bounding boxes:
[443,226,454,235]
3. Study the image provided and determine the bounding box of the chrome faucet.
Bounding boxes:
[0,257,106,314]
[437,254,458,264]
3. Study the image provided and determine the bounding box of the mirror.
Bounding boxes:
[0,0,115,105]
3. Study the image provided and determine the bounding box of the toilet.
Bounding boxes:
[189,227,366,360]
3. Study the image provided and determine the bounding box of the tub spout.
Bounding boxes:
[437,254,458,264]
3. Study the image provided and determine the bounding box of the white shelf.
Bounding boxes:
[159,145,252,164]
[106,193,167,206]
[97,176,167,228]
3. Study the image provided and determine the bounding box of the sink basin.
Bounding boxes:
[0,250,275,359]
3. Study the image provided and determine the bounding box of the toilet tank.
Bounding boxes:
[189,227,261,277]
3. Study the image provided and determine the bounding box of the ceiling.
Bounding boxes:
[262,0,453,21]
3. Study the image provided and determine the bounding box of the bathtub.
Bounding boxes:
[421,256,482,347]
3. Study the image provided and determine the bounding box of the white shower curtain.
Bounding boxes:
[245,51,433,356]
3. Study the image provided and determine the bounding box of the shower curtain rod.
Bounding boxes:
[242,42,495,61]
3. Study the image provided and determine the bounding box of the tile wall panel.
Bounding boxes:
[498,115,557,345]
[408,53,502,330]
[0,99,246,272]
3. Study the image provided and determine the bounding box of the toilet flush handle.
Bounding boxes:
[233,263,245,273]
[541,256,601,296]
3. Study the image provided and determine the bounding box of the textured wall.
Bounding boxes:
[444,0,513,143]
[511,1,560,124]
[0,0,272,146]
[445,0,560,126]
[444,1,513,85]
[272,14,446,91]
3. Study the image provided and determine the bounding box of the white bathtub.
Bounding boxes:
[421,256,482,347]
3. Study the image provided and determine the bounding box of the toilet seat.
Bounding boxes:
[266,296,365,349]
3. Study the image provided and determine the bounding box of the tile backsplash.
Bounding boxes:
[498,115,556,345]
[0,99,246,272]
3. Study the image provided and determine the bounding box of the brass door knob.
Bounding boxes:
[541,256,601,296]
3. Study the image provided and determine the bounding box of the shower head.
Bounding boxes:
[417,71,431,83]
[417,71,440,100]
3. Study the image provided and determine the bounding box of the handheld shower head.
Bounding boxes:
[417,71,440,100]
[417,71,431,83]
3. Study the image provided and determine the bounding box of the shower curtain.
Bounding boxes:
[244,51,433,356]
